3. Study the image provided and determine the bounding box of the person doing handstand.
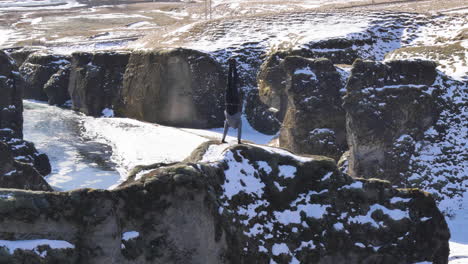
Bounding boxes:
[221,58,242,144]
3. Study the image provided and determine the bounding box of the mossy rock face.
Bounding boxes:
[68,51,130,116]
[117,48,224,128]
[0,142,450,263]
[257,51,290,123]
[19,53,70,102]
[343,59,439,183]
[279,56,347,161]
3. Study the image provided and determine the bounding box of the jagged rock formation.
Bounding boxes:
[68,51,129,116]
[0,142,450,263]
[44,66,71,106]
[279,57,347,161]
[118,48,225,128]
[19,53,70,102]
[0,51,52,191]
[343,59,439,184]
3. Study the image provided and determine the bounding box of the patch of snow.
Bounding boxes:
[294,66,317,80]
[101,108,114,117]
[341,181,363,190]
[252,144,314,163]
[0,29,12,47]
[257,161,272,174]
[271,243,289,256]
[390,197,411,204]
[122,231,139,241]
[222,151,265,199]
[0,239,74,255]
[134,169,156,181]
[0,193,13,199]
[278,165,296,179]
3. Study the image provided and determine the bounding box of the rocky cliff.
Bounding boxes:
[0,142,450,263]
[279,57,347,161]
[117,48,225,128]
[343,59,439,184]
[0,51,52,191]
[19,53,71,103]
[68,51,129,116]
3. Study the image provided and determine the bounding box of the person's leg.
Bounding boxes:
[221,121,229,143]
[237,119,242,144]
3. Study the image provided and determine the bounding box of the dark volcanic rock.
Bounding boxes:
[0,142,450,264]
[2,47,42,68]
[343,59,439,184]
[19,53,70,101]
[44,66,71,106]
[117,48,224,128]
[279,56,347,161]
[255,46,356,135]
[0,51,52,190]
[68,51,129,116]
[0,141,52,191]
[244,89,282,135]
[0,50,23,138]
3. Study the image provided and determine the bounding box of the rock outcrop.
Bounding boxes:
[257,51,289,123]
[2,47,41,68]
[0,142,450,263]
[44,66,71,106]
[118,48,225,128]
[343,59,439,184]
[68,51,129,116]
[0,51,52,191]
[279,57,347,161]
[0,51,23,138]
[19,53,70,102]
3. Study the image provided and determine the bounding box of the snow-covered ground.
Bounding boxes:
[23,100,273,190]
[0,29,11,47]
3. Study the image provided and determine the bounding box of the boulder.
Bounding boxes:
[279,57,347,161]
[0,142,450,264]
[118,48,225,128]
[343,59,439,184]
[68,51,129,116]
[19,53,70,101]
[0,141,52,191]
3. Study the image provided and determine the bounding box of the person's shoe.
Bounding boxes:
[221,140,227,143]
[238,140,242,144]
